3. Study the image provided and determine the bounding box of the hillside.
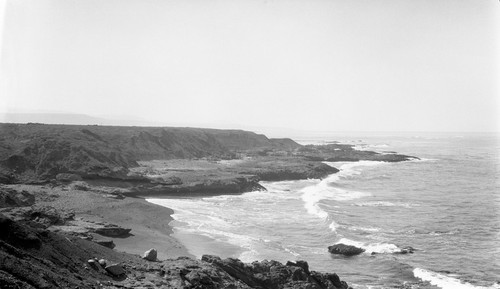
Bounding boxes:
[0,123,300,182]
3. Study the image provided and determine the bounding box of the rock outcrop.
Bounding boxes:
[236,157,340,181]
[129,174,266,197]
[93,239,116,249]
[105,264,126,276]
[201,255,350,289]
[0,188,35,208]
[93,226,132,237]
[297,143,418,162]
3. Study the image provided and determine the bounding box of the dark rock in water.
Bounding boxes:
[94,226,131,237]
[142,248,157,261]
[396,246,415,254]
[328,244,365,256]
[93,239,116,249]
[105,263,125,276]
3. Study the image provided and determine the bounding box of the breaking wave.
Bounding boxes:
[300,161,386,231]
[335,238,402,254]
[413,268,500,289]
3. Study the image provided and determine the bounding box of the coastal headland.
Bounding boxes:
[0,123,416,288]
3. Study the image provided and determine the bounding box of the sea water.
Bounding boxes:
[147,132,500,289]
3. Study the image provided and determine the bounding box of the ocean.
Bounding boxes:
[147,132,500,289]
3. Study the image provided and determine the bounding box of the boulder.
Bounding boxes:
[328,244,365,256]
[142,248,157,261]
[105,264,125,276]
[98,259,107,267]
[87,259,97,266]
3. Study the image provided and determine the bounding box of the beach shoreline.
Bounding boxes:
[0,183,192,260]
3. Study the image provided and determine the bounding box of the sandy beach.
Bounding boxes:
[3,183,191,260]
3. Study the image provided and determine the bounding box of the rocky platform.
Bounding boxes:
[0,123,416,198]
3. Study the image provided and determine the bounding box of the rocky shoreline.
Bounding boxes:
[1,182,354,288]
[0,123,418,288]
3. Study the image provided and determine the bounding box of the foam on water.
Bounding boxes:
[336,238,402,254]
[413,268,500,289]
[148,197,264,262]
[300,161,384,229]
[328,220,339,232]
[349,226,381,232]
[354,201,416,208]
[353,143,390,151]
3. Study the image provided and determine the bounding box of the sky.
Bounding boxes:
[0,0,499,132]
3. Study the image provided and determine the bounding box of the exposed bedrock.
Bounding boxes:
[129,175,266,197]
[297,144,418,162]
[201,255,351,289]
[238,159,340,181]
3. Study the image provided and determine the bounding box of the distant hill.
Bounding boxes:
[0,123,301,182]
[0,112,154,126]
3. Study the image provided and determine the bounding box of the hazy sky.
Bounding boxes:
[0,0,499,132]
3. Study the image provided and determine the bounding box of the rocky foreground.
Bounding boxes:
[0,123,417,288]
[0,211,349,289]
[0,187,351,289]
